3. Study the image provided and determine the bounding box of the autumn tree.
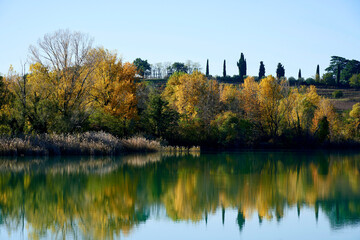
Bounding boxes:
[258,75,291,137]
[219,84,242,114]
[288,86,320,135]
[89,48,138,136]
[28,29,96,132]
[312,98,338,141]
[91,48,138,119]
[163,71,220,124]
[241,77,260,124]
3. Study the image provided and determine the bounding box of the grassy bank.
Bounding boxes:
[0,132,164,156]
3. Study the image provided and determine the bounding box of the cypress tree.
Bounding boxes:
[337,64,341,85]
[206,59,209,77]
[276,63,285,79]
[298,69,302,79]
[223,60,226,77]
[237,53,247,79]
[316,64,320,82]
[259,61,265,80]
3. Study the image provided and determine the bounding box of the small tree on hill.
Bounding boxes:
[258,61,265,80]
[237,53,247,79]
[276,63,285,79]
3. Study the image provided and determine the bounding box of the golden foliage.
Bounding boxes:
[91,48,138,119]
[164,71,220,123]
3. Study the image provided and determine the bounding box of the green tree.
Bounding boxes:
[325,56,348,85]
[223,60,226,77]
[206,59,209,77]
[341,60,360,84]
[172,62,188,73]
[298,69,302,79]
[349,73,360,87]
[0,76,12,112]
[258,61,265,80]
[322,73,336,86]
[276,63,285,79]
[133,58,151,78]
[237,53,247,80]
[316,65,320,82]
[144,93,179,138]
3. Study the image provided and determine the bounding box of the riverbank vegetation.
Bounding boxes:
[1,30,360,152]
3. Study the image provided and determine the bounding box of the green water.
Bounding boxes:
[0,151,359,239]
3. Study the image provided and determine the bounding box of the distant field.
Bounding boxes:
[316,88,360,112]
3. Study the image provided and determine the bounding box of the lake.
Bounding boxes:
[0,151,359,239]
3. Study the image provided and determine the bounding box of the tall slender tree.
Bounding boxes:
[237,53,247,79]
[259,61,265,80]
[298,69,302,79]
[206,59,209,77]
[316,65,320,82]
[223,60,226,77]
[276,63,285,79]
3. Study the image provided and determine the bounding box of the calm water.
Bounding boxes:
[0,151,359,239]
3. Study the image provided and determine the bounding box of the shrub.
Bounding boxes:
[332,90,343,98]
[349,73,360,87]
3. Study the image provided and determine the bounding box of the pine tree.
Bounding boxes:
[298,69,302,79]
[223,60,226,77]
[237,53,247,80]
[259,61,265,80]
[316,65,320,82]
[206,59,209,77]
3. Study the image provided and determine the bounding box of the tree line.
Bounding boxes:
[135,53,360,88]
[1,30,360,148]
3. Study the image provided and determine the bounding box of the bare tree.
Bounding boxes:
[28,29,96,132]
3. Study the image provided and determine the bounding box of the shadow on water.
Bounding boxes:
[0,150,359,239]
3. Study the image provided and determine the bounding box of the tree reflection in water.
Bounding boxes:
[0,151,359,239]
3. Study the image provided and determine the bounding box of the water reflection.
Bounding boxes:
[0,151,359,239]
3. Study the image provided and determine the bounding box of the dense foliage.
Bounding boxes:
[1,30,360,148]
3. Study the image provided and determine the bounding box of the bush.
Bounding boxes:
[332,90,343,98]
[349,73,360,87]
[211,111,252,146]
[0,125,11,136]
[306,78,315,85]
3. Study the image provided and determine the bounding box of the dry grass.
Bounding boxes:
[121,136,161,152]
[0,132,171,156]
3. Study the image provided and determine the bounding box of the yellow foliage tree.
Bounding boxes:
[288,86,320,133]
[163,71,220,124]
[241,77,260,123]
[219,84,243,114]
[258,75,291,137]
[91,48,138,120]
[28,30,97,131]
[312,98,338,139]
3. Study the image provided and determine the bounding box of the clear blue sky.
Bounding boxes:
[1,0,359,78]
